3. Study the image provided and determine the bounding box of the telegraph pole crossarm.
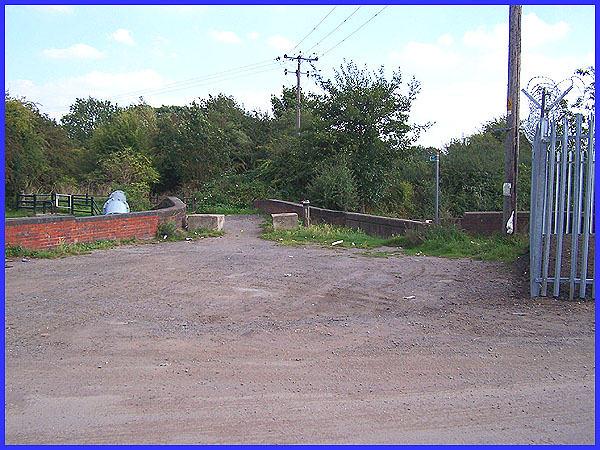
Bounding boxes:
[282,53,318,136]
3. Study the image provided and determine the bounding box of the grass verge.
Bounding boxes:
[261,223,528,263]
[5,239,138,259]
[261,222,388,249]
[194,206,261,215]
[5,226,224,259]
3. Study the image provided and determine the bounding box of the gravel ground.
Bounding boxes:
[4,215,595,444]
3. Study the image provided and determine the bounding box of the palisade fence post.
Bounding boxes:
[569,114,584,300]
[553,117,569,298]
[33,194,37,216]
[529,94,548,297]
[541,121,557,297]
[579,113,594,298]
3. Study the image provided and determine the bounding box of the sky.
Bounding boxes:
[4,4,596,148]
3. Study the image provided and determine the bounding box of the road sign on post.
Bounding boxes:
[429,153,440,227]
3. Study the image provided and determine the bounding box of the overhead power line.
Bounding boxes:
[305,6,362,55]
[289,6,337,54]
[43,58,280,114]
[319,6,388,58]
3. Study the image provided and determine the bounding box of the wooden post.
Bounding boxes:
[302,200,311,227]
[296,58,301,136]
[503,5,522,235]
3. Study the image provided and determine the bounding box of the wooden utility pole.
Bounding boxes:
[283,54,318,136]
[503,5,522,235]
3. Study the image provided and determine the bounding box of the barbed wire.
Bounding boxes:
[521,75,587,143]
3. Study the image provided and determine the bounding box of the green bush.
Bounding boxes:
[306,157,358,211]
[194,171,273,211]
[157,221,181,240]
[112,183,154,212]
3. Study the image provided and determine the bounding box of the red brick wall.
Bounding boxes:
[5,196,186,251]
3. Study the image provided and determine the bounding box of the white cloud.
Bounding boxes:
[246,32,260,41]
[412,79,506,148]
[110,29,135,46]
[42,43,104,59]
[266,34,294,52]
[462,13,571,54]
[389,41,459,71]
[6,69,172,120]
[210,30,243,44]
[437,34,453,47]
[522,13,570,51]
[231,89,278,114]
[463,23,507,52]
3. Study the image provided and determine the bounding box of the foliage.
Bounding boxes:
[306,156,358,211]
[262,222,528,263]
[153,102,229,191]
[157,221,224,241]
[440,117,532,217]
[60,97,121,148]
[110,183,153,212]
[91,146,159,211]
[315,60,429,211]
[375,148,436,219]
[4,207,35,218]
[261,222,388,249]
[398,224,529,263]
[5,239,137,259]
[572,66,595,112]
[157,221,180,240]
[90,103,157,158]
[194,170,273,211]
[5,93,83,198]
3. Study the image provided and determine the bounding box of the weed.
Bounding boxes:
[261,222,528,263]
[195,205,261,215]
[261,223,387,249]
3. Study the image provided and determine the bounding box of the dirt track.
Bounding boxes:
[4,215,595,444]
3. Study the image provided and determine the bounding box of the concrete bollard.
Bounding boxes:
[187,214,225,231]
[272,213,299,230]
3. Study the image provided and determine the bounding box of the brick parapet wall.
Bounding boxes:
[253,199,428,238]
[252,199,540,237]
[460,211,530,235]
[5,196,186,251]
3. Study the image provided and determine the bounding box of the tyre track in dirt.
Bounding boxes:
[4,215,594,444]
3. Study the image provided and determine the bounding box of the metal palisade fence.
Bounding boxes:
[529,113,595,299]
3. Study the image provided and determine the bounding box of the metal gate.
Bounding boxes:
[529,112,595,299]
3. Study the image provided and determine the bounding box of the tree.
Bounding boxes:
[60,97,120,148]
[315,60,428,212]
[90,103,157,158]
[5,93,84,198]
[198,94,258,172]
[441,117,532,217]
[572,66,595,112]
[5,93,47,197]
[153,102,229,191]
